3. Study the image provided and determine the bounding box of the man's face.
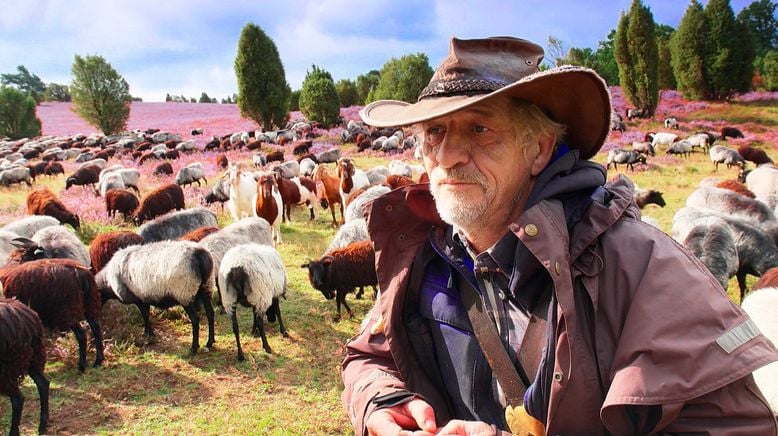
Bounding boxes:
[421,100,540,232]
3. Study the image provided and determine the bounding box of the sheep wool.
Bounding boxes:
[740,287,778,414]
[137,207,217,242]
[31,225,91,268]
[219,243,287,316]
[1,216,60,239]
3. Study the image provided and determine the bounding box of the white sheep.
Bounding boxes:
[31,225,91,268]
[745,164,778,206]
[686,133,710,153]
[299,158,316,178]
[95,240,215,353]
[77,158,107,170]
[345,185,391,223]
[666,140,693,159]
[218,243,288,359]
[740,287,778,414]
[388,160,413,178]
[176,162,206,187]
[646,132,678,151]
[709,144,745,171]
[0,166,32,187]
[98,172,126,197]
[0,216,60,239]
[664,117,679,129]
[136,207,218,243]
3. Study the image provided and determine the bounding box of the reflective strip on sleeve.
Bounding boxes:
[716,319,761,354]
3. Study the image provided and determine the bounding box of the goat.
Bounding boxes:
[253,174,283,246]
[312,164,344,227]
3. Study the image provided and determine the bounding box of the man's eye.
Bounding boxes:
[427,126,443,136]
[473,125,489,133]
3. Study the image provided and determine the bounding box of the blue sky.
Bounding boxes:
[0,0,759,102]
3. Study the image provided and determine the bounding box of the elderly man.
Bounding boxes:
[341,36,777,435]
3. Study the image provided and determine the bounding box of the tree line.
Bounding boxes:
[1,0,775,139]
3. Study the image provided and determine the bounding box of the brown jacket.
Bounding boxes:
[341,176,778,435]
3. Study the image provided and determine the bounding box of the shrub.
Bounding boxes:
[0,86,42,139]
[70,54,131,135]
[299,65,340,128]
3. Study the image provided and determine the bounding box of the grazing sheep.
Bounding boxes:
[0,258,104,373]
[30,225,91,268]
[204,176,230,210]
[105,189,140,220]
[721,126,744,139]
[633,188,665,209]
[190,128,204,136]
[0,166,33,188]
[302,240,377,321]
[179,226,220,242]
[737,145,773,166]
[0,216,59,239]
[133,183,186,225]
[626,108,645,120]
[99,167,140,193]
[253,173,283,245]
[292,140,312,156]
[95,241,215,354]
[672,210,739,290]
[645,132,678,151]
[199,217,273,290]
[631,141,655,156]
[0,297,49,436]
[26,188,80,230]
[153,162,174,176]
[176,162,207,188]
[272,160,300,179]
[610,112,625,132]
[299,157,316,178]
[606,149,647,171]
[687,133,710,153]
[709,144,745,171]
[65,165,101,190]
[26,161,48,181]
[345,185,391,223]
[218,243,288,359]
[77,158,106,170]
[664,117,679,129]
[316,147,341,164]
[740,286,778,414]
[43,162,64,177]
[137,207,217,243]
[666,140,693,159]
[226,164,258,221]
[88,231,145,273]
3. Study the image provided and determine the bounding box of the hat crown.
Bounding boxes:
[419,36,545,101]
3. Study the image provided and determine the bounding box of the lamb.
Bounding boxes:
[137,207,217,243]
[105,189,140,220]
[737,145,773,166]
[227,164,258,221]
[176,162,207,188]
[345,185,391,223]
[65,164,101,190]
[606,149,646,171]
[133,183,186,225]
[632,188,665,209]
[26,188,80,229]
[721,126,744,139]
[0,297,49,436]
[88,230,145,273]
[253,173,283,245]
[302,240,377,321]
[0,216,59,239]
[218,243,288,359]
[0,166,32,188]
[30,225,91,268]
[740,285,778,414]
[153,162,174,176]
[709,144,745,171]
[0,258,104,373]
[95,240,215,354]
[179,226,220,242]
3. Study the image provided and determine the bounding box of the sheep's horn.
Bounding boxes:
[10,237,36,248]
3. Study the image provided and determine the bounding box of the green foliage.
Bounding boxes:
[70,54,131,135]
[356,70,380,104]
[299,65,341,127]
[335,79,359,107]
[764,50,778,91]
[593,30,620,85]
[671,0,708,99]
[43,82,71,102]
[657,38,676,90]
[615,0,660,115]
[0,86,42,139]
[737,0,777,59]
[706,0,755,99]
[234,23,291,129]
[199,92,212,103]
[289,89,301,111]
[371,53,433,103]
[1,65,45,102]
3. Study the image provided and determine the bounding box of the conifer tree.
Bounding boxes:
[614,0,659,115]
[299,65,340,127]
[671,0,708,99]
[706,0,754,99]
[70,54,131,135]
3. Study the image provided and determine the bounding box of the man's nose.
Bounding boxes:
[435,130,472,168]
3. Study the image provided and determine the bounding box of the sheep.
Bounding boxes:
[272,160,300,179]
[345,185,391,223]
[633,188,665,209]
[153,162,174,176]
[204,175,230,210]
[0,258,104,373]
[740,285,778,414]
[95,240,215,354]
[133,183,186,225]
[0,166,32,188]
[0,297,49,436]
[88,231,145,273]
[631,141,655,156]
[745,164,778,208]
[175,140,197,153]
[99,167,140,193]
[385,174,415,190]
[137,207,217,243]
[302,240,377,321]
[737,145,773,166]
[709,144,745,171]
[388,160,413,178]
[253,173,283,245]
[686,133,710,153]
[316,147,341,164]
[179,226,219,242]
[26,188,80,229]
[227,164,257,221]
[312,164,345,227]
[176,162,207,188]
[664,117,679,129]
[218,243,288,359]
[626,108,645,120]
[606,149,646,171]
[105,189,139,220]
[721,126,744,139]
[30,225,91,268]
[686,184,778,243]
[65,165,100,190]
[265,151,284,164]
[292,140,312,156]
[77,158,106,170]
[671,210,739,290]
[715,179,756,199]
[666,140,693,159]
[609,112,625,132]
[215,153,228,169]
[299,157,316,178]
[645,132,678,151]
[0,216,59,239]
[26,161,48,181]
[325,218,369,253]
[191,128,204,136]
[43,162,64,177]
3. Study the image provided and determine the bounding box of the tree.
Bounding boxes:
[43,83,71,102]
[371,53,433,103]
[546,36,567,67]
[763,49,778,91]
[738,0,777,59]
[299,65,340,127]
[615,0,660,115]
[656,24,677,90]
[671,0,708,99]
[199,92,212,103]
[1,65,46,102]
[70,54,131,135]
[336,79,359,107]
[0,86,42,139]
[234,23,290,129]
[356,70,380,104]
[289,89,301,111]
[706,0,755,99]
[593,30,620,85]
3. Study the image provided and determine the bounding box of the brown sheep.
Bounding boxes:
[737,145,773,166]
[265,150,284,164]
[65,165,100,190]
[26,188,80,229]
[179,226,220,242]
[215,153,228,169]
[153,162,174,176]
[43,162,64,177]
[133,183,185,225]
[385,174,415,189]
[105,189,140,220]
[716,179,756,199]
[88,231,144,273]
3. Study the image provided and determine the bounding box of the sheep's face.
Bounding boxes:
[303,259,334,299]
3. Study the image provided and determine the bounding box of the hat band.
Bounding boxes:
[418,78,507,101]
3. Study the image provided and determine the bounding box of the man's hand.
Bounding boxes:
[366,398,437,435]
[431,419,496,435]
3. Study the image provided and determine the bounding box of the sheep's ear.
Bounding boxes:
[300,261,309,268]
[322,256,334,267]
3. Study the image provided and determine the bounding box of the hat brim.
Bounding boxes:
[359,66,611,160]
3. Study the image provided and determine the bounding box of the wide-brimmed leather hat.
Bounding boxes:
[359,36,611,159]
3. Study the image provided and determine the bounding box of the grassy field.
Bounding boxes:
[1,97,776,434]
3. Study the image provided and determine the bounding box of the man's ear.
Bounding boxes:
[530,133,556,176]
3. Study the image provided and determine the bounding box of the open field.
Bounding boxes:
[1,90,777,434]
